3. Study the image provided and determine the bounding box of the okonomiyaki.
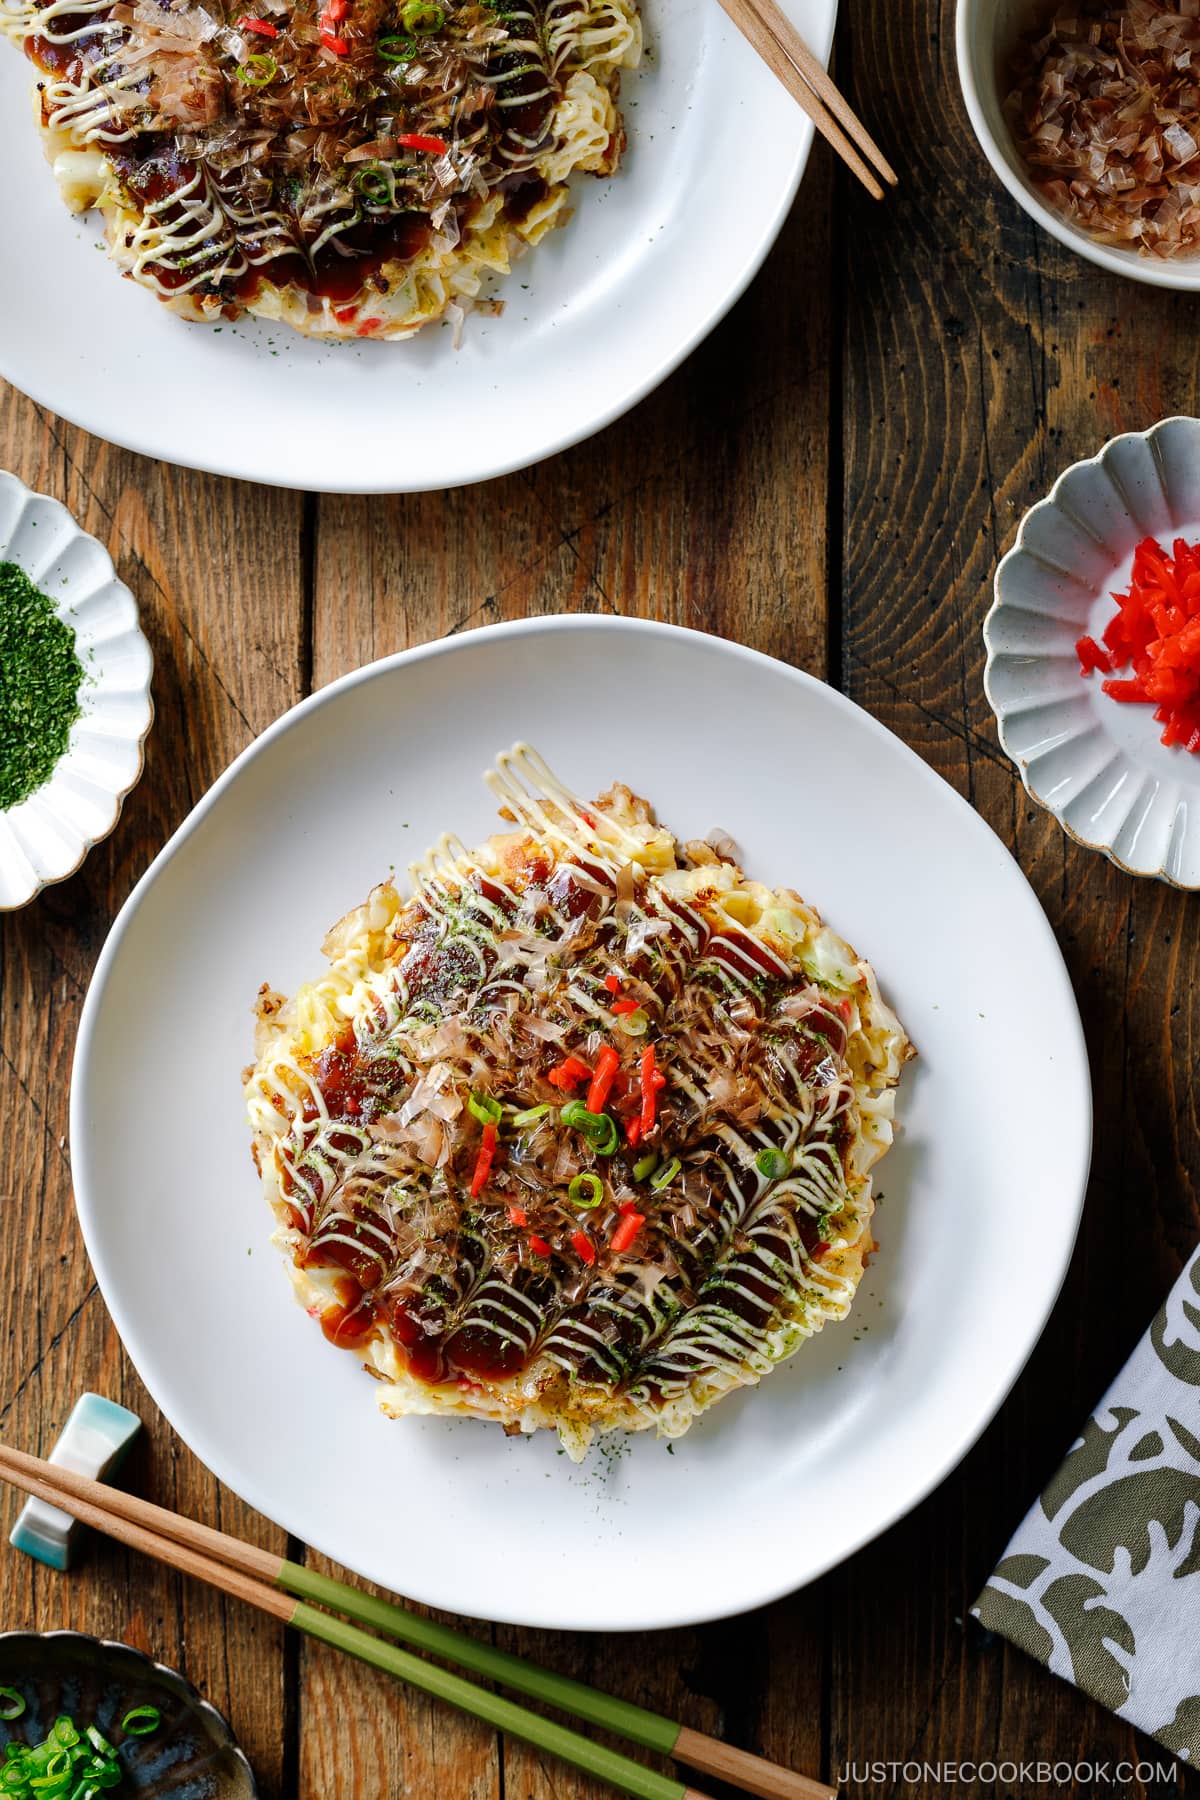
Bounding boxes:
[245,746,913,1459]
[2,0,641,338]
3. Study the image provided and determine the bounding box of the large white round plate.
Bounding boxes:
[0,0,833,493]
[71,618,1091,1630]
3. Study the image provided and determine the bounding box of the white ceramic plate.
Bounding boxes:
[0,471,153,910]
[985,417,1200,888]
[70,618,1091,1631]
[0,0,833,494]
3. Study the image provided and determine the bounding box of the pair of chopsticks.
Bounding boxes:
[0,1443,834,1800]
[714,0,897,201]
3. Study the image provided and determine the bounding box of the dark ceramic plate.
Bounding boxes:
[0,1632,257,1798]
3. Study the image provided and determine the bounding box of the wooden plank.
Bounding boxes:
[297,1577,501,1800]
[0,388,305,1793]
[837,2,1197,1793]
[531,164,834,677]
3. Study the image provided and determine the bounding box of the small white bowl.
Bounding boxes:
[985,417,1200,887]
[957,0,1200,291]
[0,472,153,909]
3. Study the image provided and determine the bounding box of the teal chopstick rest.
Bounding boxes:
[9,1393,142,1571]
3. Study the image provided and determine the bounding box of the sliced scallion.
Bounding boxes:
[0,1696,23,1724]
[511,1103,551,1127]
[0,1703,155,1800]
[648,1157,681,1191]
[400,0,443,30]
[567,1172,604,1209]
[119,1708,161,1737]
[354,165,391,205]
[631,1153,658,1182]
[378,31,416,60]
[236,50,276,82]
[590,1117,618,1156]
[755,1147,790,1181]
[467,1090,503,1127]
[613,1007,649,1037]
[560,1100,618,1157]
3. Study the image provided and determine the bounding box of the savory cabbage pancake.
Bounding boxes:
[245,746,912,1459]
[1,0,640,338]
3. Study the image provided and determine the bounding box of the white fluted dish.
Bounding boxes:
[0,472,153,909]
[985,417,1200,887]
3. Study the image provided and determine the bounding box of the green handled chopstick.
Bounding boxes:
[0,1442,832,1800]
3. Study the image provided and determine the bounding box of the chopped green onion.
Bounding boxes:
[0,1696,23,1724]
[559,1101,618,1156]
[377,31,415,60]
[756,1147,791,1180]
[236,50,276,82]
[613,1007,649,1037]
[0,1706,145,1800]
[567,1172,604,1209]
[119,1708,160,1738]
[400,0,443,30]
[467,1091,503,1127]
[649,1156,681,1191]
[353,165,392,204]
[511,1103,551,1127]
[632,1152,659,1182]
[589,1116,618,1156]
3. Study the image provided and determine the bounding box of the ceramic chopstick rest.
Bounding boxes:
[9,1393,141,1570]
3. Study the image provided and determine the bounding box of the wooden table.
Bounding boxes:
[2,5,1197,1796]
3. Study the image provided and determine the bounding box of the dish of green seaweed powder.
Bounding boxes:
[0,561,84,812]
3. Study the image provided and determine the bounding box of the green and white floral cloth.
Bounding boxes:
[974,1249,1200,1762]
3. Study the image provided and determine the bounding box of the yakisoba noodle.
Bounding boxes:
[245,748,913,1460]
[1,0,640,338]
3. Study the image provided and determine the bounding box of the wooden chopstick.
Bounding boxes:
[0,1445,835,1800]
[712,0,896,200]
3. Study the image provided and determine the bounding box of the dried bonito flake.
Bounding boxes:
[1007,0,1200,257]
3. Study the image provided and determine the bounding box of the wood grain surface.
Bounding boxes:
[1,3,1196,1796]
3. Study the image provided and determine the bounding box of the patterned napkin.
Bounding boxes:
[973,1248,1200,1762]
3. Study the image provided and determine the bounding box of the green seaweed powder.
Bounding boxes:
[0,560,85,811]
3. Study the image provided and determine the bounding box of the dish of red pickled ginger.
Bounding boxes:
[1076,535,1200,750]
